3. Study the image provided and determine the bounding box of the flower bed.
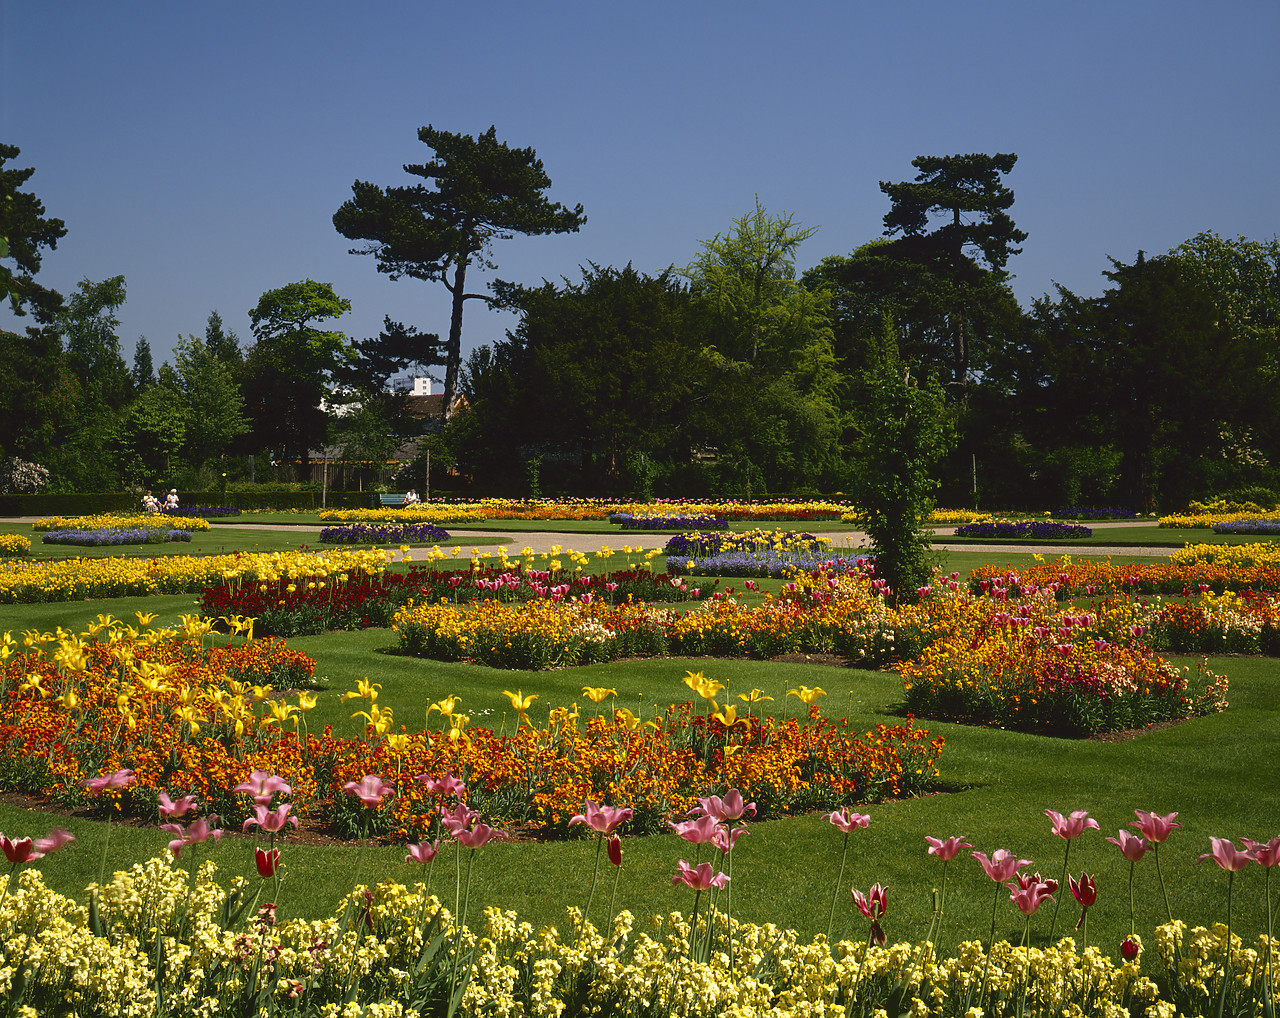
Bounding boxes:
[1159,499,1280,527]
[201,562,716,638]
[41,527,193,546]
[899,595,1228,735]
[1212,517,1280,535]
[0,547,393,604]
[1,621,940,836]
[968,552,1280,598]
[160,504,241,517]
[1056,506,1140,520]
[663,528,830,560]
[321,498,848,524]
[1145,589,1280,656]
[953,520,1092,539]
[32,512,211,532]
[318,522,451,544]
[0,534,30,557]
[607,511,729,530]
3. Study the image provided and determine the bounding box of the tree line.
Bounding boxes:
[2,135,1277,509]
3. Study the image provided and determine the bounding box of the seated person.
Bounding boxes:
[403,488,420,505]
[142,491,160,512]
[164,489,180,509]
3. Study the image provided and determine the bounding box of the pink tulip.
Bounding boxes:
[454,822,506,849]
[696,789,756,823]
[163,816,223,859]
[852,883,887,919]
[607,835,622,867]
[440,802,479,835]
[0,835,36,865]
[1008,878,1055,915]
[158,790,198,820]
[668,815,721,845]
[82,768,135,797]
[31,828,74,857]
[568,800,633,835]
[416,772,467,798]
[825,809,871,834]
[1242,835,1280,867]
[233,770,292,806]
[672,859,729,891]
[925,835,971,861]
[712,825,748,855]
[973,849,1033,883]
[1131,810,1181,844]
[1199,836,1252,872]
[406,839,440,865]
[242,803,299,834]
[1106,829,1149,861]
[344,774,394,808]
[1046,809,1099,840]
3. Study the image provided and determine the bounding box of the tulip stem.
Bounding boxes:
[979,879,999,1005]
[826,831,850,945]
[1218,869,1234,1016]
[1048,839,1071,942]
[577,834,604,946]
[1153,844,1174,926]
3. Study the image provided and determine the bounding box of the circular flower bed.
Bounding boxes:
[318,522,451,544]
[954,520,1092,539]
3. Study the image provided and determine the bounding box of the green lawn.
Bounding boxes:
[933,525,1274,548]
[1,529,1275,960]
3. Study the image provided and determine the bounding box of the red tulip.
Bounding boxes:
[607,835,622,867]
[1120,936,1141,961]
[255,847,280,878]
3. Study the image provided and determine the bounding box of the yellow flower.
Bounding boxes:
[711,703,745,727]
[341,677,381,702]
[428,694,461,717]
[296,691,318,711]
[385,732,411,754]
[738,688,774,703]
[581,686,617,704]
[134,611,158,627]
[683,670,725,701]
[787,684,827,704]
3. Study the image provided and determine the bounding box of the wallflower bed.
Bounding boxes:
[0,547,393,604]
[953,520,1092,539]
[318,522,451,544]
[33,512,212,532]
[663,528,830,561]
[0,850,1272,1017]
[1144,589,1280,656]
[160,504,242,517]
[607,511,729,530]
[1159,500,1280,527]
[1,621,939,836]
[899,594,1229,735]
[41,527,194,546]
[322,499,848,524]
[1057,506,1141,520]
[969,552,1280,598]
[202,562,716,638]
[0,533,31,557]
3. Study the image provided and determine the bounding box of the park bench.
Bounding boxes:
[376,493,409,507]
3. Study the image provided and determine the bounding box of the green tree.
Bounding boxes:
[131,336,155,391]
[0,144,66,323]
[851,328,952,605]
[245,280,353,471]
[470,264,716,491]
[204,309,243,366]
[115,378,187,480]
[174,333,248,467]
[334,125,586,408]
[60,274,132,409]
[681,200,843,493]
[878,153,1027,391]
[0,328,77,466]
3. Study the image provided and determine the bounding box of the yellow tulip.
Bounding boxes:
[581,686,617,704]
[135,611,158,628]
[738,688,774,703]
[787,684,827,704]
[682,670,725,701]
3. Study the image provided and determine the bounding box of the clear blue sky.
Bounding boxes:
[3,1,1277,377]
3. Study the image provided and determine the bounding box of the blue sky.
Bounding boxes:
[2,2,1277,378]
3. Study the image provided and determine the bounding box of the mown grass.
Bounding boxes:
[935,524,1273,548]
[0,530,1275,960]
